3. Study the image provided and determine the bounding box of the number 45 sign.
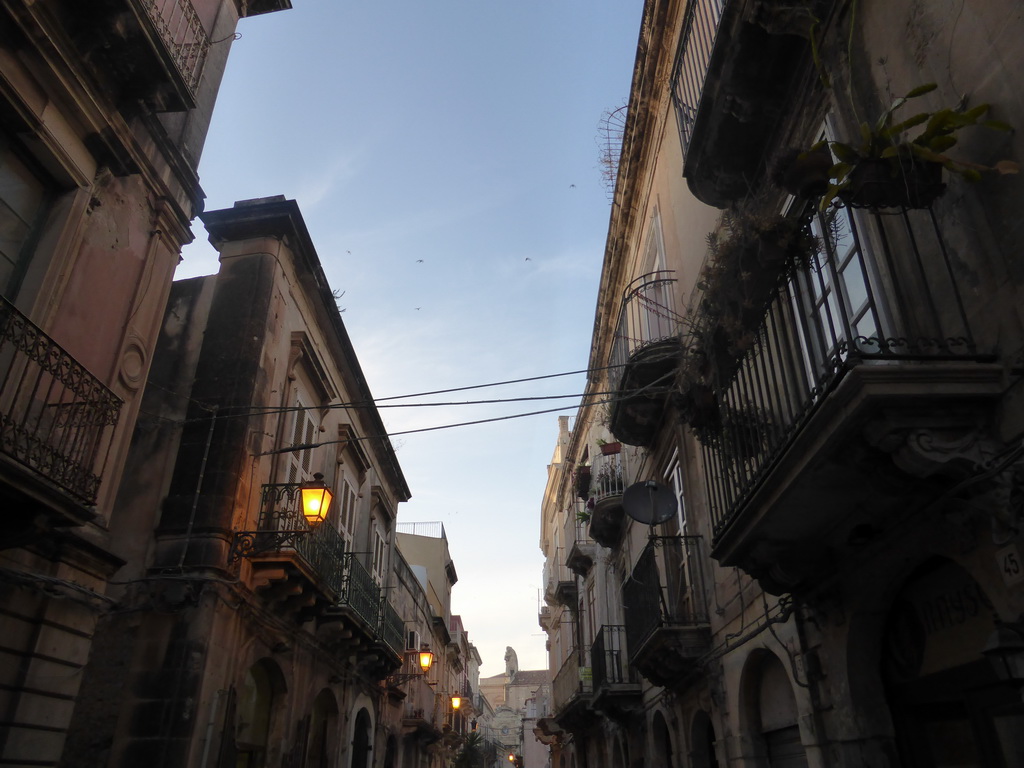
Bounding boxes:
[997,543,1024,586]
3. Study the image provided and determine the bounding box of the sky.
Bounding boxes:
[178,1,642,677]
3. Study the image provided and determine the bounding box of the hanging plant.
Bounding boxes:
[805,84,1018,210]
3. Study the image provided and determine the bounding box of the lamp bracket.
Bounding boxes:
[229,530,312,562]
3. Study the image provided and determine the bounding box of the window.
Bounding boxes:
[333,477,356,550]
[0,137,52,300]
[666,449,687,532]
[284,394,317,484]
[371,529,387,585]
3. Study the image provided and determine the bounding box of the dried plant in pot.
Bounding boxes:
[696,203,820,375]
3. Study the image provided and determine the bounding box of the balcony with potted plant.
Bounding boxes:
[587,447,628,548]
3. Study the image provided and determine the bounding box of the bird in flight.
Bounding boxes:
[569,184,576,189]
[416,259,424,263]
[525,257,532,262]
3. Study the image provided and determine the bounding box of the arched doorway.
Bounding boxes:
[742,651,808,768]
[307,689,338,768]
[690,710,719,768]
[234,659,286,768]
[351,708,373,768]
[883,559,1024,767]
[652,711,674,768]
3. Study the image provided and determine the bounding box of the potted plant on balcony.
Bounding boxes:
[696,202,820,369]
[597,438,621,455]
[806,83,1018,210]
[574,463,591,500]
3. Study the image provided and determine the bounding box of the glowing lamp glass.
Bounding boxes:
[451,695,461,710]
[300,473,333,528]
[418,649,434,672]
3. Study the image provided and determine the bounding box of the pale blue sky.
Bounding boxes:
[179,1,642,676]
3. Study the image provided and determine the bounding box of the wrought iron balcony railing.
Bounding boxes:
[378,599,405,660]
[341,553,380,628]
[589,450,624,504]
[551,647,592,715]
[139,0,210,98]
[623,536,709,659]
[670,0,726,161]
[699,206,989,540]
[233,483,347,594]
[610,271,686,387]
[591,625,637,690]
[0,296,122,506]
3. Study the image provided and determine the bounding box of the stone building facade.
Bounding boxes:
[0,1,289,764]
[540,1,1024,767]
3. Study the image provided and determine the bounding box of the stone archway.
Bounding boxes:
[651,710,675,768]
[689,710,719,768]
[882,558,1023,767]
[307,688,338,768]
[234,658,287,767]
[351,708,373,768]
[739,650,808,768]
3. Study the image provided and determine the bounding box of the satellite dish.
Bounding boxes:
[622,481,677,525]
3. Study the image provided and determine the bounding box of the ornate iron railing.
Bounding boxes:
[139,0,209,97]
[378,600,405,659]
[341,553,380,627]
[591,625,636,689]
[590,450,624,504]
[610,271,685,389]
[551,647,592,714]
[670,0,726,162]
[0,296,121,505]
[623,536,708,658]
[231,483,347,593]
[565,501,593,550]
[700,206,986,538]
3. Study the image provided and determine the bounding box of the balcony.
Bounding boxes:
[672,0,816,206]
[623,537,710,688]
[588,448,626,547]
[235,483,347,613]
[543,548,577,609]
[699,207,1005,594]
[551,648,595,733]
[373,599,406,671]
[590,625,641,719]
[609,271,686,447]
[565,503,596,575]
[0,296,122,536]
[65,0,211,111]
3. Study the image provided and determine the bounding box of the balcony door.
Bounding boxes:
[0,135,53,305]
[793,206,886,381]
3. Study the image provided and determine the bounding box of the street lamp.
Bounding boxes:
[229,472,334,561]
[451,695,462,710]
[387,645,436,687]
[299,473,333,527]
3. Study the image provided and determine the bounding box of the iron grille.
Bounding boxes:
[551,647,592,714]
[251,483,346,594]
[378,600,405,659]
[341,553,380,627]
[139,0,210,97]
[591,625,636,689]
[622,536,708,658]
[671,0,726,161]
[700,206,987,539]
[0,296,121,505]
[610,271,686,390]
